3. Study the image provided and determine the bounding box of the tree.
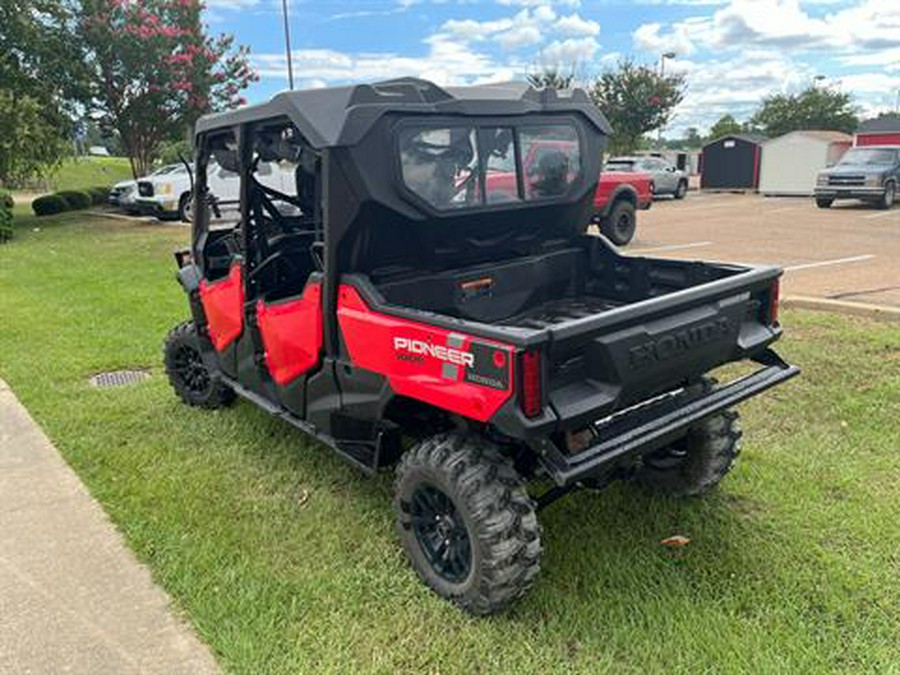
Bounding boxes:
[79,0,258,177]
[682,126,703,148]
[0,0,87,185]
[0,91,70,186]
[749,86,859,137]
[589,59,685,155]
[708,114,743,140]
[526,65,575,90]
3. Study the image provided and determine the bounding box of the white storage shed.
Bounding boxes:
[759,131,852,197]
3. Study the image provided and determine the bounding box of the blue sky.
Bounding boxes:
[204,0,900,136]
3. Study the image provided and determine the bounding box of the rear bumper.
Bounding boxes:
[531,349,799,486]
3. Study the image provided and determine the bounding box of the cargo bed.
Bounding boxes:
[347,235,788,436]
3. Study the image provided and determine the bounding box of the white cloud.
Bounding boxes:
[498,25,544,49]
[497,0,580,6]
[633,21,701,56]
[631,0,900,135]
[554,13,600,37]
[540,37,600,63]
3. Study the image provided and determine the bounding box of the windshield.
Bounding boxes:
[838,148,898,166]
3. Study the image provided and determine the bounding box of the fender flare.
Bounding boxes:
[600,185,638,219]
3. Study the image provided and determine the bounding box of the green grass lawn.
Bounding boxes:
[47,155,134,191]
[9,156,134,198]
[1,213,898,674]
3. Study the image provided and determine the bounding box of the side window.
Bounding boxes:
[400,127,479,210]
[201,131,242,230]
[520,125,581,200]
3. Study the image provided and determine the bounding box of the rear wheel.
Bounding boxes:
[600,199,637,246]
[394,434,541,615]
[163,321,235,408]
[636,381,742,497]
[674,180,688,200]
[877,181,895,210]
[816,197,833,209]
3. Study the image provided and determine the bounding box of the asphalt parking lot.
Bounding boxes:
[627,192,900,308]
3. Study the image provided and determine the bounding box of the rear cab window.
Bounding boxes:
[399,122,582,211]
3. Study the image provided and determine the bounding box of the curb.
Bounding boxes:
[85,210,158,223]
[782,295,900,322]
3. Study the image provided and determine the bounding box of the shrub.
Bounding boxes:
[87,186,110,206]
[56,190,93,210]
[32,194,69,216]
[0,189,13,243]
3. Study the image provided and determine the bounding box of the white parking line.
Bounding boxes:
[628,241,713,254]
[785,254,875,272]
[862,210,897,220]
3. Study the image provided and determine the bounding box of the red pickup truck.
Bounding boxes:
[592,169,653,245]
[484,140,652,246]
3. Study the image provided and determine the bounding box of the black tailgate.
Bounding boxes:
[544,266,781,430]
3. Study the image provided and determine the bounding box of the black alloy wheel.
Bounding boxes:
[409,484,472,583]
[172,342,210,397]
[163,321,235,408]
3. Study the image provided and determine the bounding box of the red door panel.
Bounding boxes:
[337,284,514,422]
[256,281,323,386]
[199,264,244,352]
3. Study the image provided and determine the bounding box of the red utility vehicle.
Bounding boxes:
[164,79,797,615]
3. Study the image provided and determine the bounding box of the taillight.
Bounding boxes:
[521,350,542,418]
[768,278,781,325]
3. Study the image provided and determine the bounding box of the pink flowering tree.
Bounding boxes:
[80,0,258,177]
[589,60,685,155]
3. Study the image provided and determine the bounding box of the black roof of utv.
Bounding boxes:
[195,77,612,148]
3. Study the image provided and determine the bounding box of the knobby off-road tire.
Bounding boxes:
[600,199,637,246]
[637,380,742,497]
[394,434,541,615]
[163,321,235,409]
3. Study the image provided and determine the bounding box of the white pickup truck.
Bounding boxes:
[135,160,295,222]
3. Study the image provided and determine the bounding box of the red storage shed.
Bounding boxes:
[855,117,900,146]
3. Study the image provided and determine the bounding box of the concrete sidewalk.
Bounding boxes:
[0,378,220,674]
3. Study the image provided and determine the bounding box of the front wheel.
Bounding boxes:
[163,321,235,408]
[600,200,637,246]
[674,180,688,199]
[636,382,742,497]
[877,182,895,210]
[394,434,541,615]
[178,192,192,223]
[815,197,833,209]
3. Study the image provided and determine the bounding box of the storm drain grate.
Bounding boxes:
[89,369,151,388]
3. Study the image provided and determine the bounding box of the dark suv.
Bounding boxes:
[815,145,899,209]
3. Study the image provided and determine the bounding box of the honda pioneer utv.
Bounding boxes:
[164,78,799,615]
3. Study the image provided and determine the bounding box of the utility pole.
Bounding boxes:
[657,52,675,149]
[281,0,295,90]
